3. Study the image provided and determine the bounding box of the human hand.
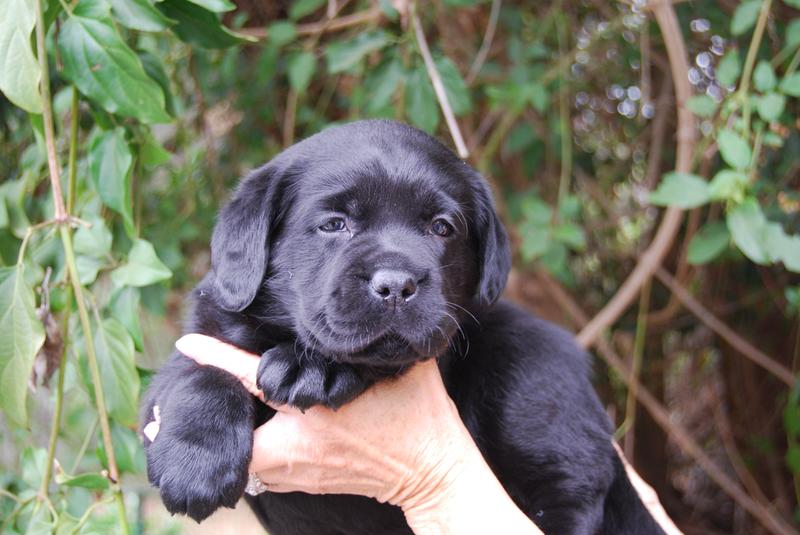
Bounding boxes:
[172,334,480,513]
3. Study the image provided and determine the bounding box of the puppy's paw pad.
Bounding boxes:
[257,345,299,402]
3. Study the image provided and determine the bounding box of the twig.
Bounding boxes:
[654,267,795,386]
[534,269,796,535]
[739,0,773,133]
[239,6,382,39]
[577,1,696,348]
[465,0,501,85]
[411,9,469,158]
[555,12,572,209]
[34,1,129,531]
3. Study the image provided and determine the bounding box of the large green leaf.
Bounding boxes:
[0,0,42,113]
[764,223,800,272]
[107,0,174,31]
[435,56,472,116]
[88,128,134,236]
[287,51,316,94]
[365,56,404,113]
[688,222,730,265]
[267,21,297,46]
[649,172,710,208]
[187,0,235,12]
[727,198,769,264]
[708,169,748,202]
[74,218,112,258]
[731,0,761,36]
[82,318,139,426]
[325,31,389,74]
[158,0,253,49]
[110,287,143,351]
[111,239,172,287]
[717,129,751,170]
[0,266,45,426]
[406,64,439,133]
[59,0,170,123]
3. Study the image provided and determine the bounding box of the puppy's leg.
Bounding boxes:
[141,352,256,522]
[257,343,370,410]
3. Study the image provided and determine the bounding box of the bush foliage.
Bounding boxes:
[1,0,799,533]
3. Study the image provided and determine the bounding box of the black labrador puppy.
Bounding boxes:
[141,120,664,535]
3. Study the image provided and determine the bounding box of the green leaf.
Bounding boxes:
[111,239,172,287]
[268,21,297,46]
[753,60,776,91]
[74,218,112,258]
[688,222,730,265]
[158,0,253,49]
[139,131,171,166]
[717,129,752,169]
[82,318,139,426]
[365,56,403,113]
[435,56,472,116]
[325,31,389,74]
[552,222,586,251]
[649,172,710,208]
[716,49,741,87]
[520,225,550,261]
[786,19,800,48]
[76,255,103,285]
[186,0,235,11]
[731,0,761,36]
[686,95,717,118]
[59,0,170,123]
[96,422,146,474]
[287,51,316,94]
[727,198,769,264]
[764,223,800,272]
[406,64,439,133]
[756,92,785,122]
[709,169,748,202]
[784,0,800,8]
[107,0,175,31]
[21,447,47,488]
[521,196,552,225]
[88,128,135,236]
[289,0,325,20]
[0,266,45,426]
[55,472,110,490]
[139,50,176,116]
[110,287,143,351]
[525,83,548,113]
[0,0,42,113]
[779,73,800,97]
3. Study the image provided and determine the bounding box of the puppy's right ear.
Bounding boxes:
[210,165,283,312]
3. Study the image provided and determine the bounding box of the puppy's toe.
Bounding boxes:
[257,346,299,402]
[326,364,368,408]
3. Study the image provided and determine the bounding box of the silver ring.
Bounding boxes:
[244,472,269,496]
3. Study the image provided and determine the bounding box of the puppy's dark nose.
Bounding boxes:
[370,269,418,303]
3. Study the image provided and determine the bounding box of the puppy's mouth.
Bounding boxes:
[299,313,453,365]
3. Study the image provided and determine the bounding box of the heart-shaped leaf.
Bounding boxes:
[0,0,42,113]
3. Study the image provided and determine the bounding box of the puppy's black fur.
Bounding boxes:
[141,120,664,534]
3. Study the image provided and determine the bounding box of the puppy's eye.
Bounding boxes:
[319,218,347,232]
[430,218,454,237]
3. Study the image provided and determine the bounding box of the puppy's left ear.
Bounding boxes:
[210,165,284,312]
[472,178,511,306]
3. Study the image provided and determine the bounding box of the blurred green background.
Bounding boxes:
[1,0,800,533]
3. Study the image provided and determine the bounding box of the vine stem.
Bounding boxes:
[739,0,772,133]
[34,1,129,532]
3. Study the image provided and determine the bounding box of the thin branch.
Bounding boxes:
[739,0,773,132]
[465,0,501,85]
[534,269,796,535]
[411,9,469,158]
[654,267,795,387]
[577,1,697,347]
[239,7,382,39]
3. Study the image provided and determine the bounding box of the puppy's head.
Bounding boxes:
[209,120,510,367]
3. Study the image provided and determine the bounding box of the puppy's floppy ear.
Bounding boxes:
[472,177,511,306]
[210,165,284,312]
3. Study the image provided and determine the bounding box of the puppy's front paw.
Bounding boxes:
[257,344,369,409]
[144,407,252,522]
